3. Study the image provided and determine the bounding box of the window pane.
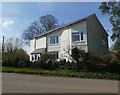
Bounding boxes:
[75,35,80,41]
[81,32,83,40]
[50,36,58,44]
[32,55,34,60]
[72,32,84,42]
[35,55,37,61]
[50,37,55,44]
[56,36,58,43]
[72,32,80,42]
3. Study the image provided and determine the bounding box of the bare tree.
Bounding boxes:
[40,14,58,31]
[6,38,14,52]
[3,37,23,52]
[22,14,59,45]
[14,38,23,49]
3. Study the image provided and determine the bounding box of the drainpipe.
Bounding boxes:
[46,36,47,52]
[69,27,72,55]
[34,38,36,50]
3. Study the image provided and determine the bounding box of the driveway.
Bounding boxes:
[2,73,119,93]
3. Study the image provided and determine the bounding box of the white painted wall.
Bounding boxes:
[30,37,46,53]
[29,37,46,61]
[70,21,88,52]
[36,37,46,49]
[29,39,35,61]
[46,20,87,59]
[59,28,71,59]
[30,39,35,53]
[30,15,108,61]
[46,29,63,53]
[30,20,88,60]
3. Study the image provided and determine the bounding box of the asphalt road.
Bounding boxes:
[2,73,119,93]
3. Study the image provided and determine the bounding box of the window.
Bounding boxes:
[50,36,59,45]
[81,32,83,40]
[38,54,41,61]
[34,54,37,61]
[72,32,84,42]
[32,55,34,60]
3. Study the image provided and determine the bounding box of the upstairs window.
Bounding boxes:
[50,36,59,45]
[72,32,84,42]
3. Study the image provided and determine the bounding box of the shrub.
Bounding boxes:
[30,53,55,70]
[71,47,80,63]
[102,53,120,73]
[58,60,76,70]
[2,48,29,67]
[41,53,52,62]
[102,54,113,64]
[71,47,101,71]
[40,53,54,69]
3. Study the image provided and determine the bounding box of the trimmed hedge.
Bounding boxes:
[2,66,120,80]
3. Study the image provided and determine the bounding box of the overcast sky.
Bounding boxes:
[1,2,114,52]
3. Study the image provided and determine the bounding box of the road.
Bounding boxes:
[2,73,119,93]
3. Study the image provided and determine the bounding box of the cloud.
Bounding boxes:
[2,19,15,28]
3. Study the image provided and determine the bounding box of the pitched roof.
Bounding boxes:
[32,13,108,39]
[33,13,95,39]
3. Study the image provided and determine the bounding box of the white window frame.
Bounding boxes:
[50,36,59,45]
[72,32,84,42]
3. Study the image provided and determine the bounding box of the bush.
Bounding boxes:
[2,48,29,68]
[102,54,113,64]
[58,60,76,70]
[30,53,55,70]
[71,47,103,71]
[102,53,120,73]
[40,53,54,69]
[2,66,120,80]
[2,46,120,73]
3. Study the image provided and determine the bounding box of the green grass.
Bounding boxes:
[2,66,120,80]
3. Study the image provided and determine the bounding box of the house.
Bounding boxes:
[29,14,109,62]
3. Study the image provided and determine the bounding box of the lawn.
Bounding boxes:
[2,66,120,80]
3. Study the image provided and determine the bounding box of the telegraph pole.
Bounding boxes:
[2,36,4,52]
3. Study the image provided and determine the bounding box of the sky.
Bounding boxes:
[1,2,114,52]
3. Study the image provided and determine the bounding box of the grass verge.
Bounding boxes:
[2,66,120,80]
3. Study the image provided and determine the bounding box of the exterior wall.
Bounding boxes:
[30,37,46,61]
[46,21,88,59]
[30,39,35,53]
[59,28,71,58]
[30,39,35,61]
[46,29,63,53]
[46,27,71,58]
[30,14,109,61]
[30,37,46,53]
[86,14,109,56]
[36,37,46,49]
[70,21,88,52]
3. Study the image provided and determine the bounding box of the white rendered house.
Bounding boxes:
[29,14,109,62]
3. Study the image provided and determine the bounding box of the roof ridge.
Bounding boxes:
[33,13,95,39]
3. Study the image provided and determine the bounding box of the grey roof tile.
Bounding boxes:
[33,14,95,39]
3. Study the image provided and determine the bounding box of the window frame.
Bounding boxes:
[50,36,59,45]
[72,31,84,42]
